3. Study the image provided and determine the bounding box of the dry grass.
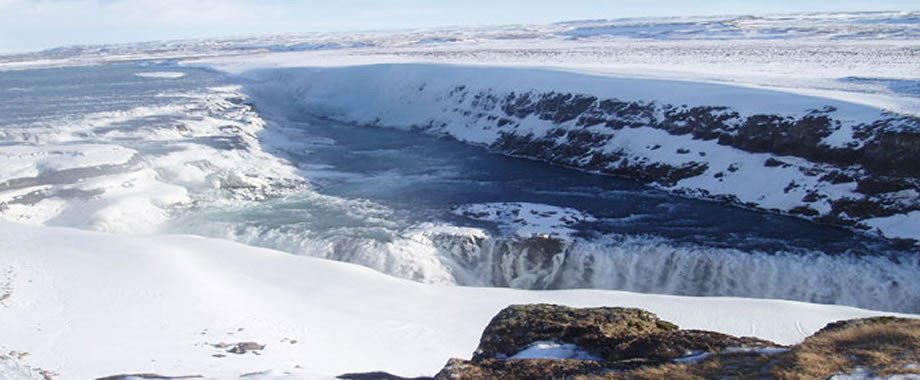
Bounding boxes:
[574,319,920,379]
[578,352,779,379]
[771,319,920,379]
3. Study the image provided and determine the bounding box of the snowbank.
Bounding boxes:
[0,222,913,379]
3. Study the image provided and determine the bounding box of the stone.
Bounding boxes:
[226,342,264,355]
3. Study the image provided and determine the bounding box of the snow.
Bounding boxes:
[452,202,597,238]
[863,212,920,241]
[597,125,856,213]
[0,356,46,380]
[134,71,187,79]
[0,144,137,180]
[0,222,914,379]
[508,341,601,361]
[191,37,919,117]
[0,12,916,114]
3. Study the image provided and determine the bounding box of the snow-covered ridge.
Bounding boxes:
[244,64,920,243]
[0,222,913,379]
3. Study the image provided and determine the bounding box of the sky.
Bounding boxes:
[0,0,918,53]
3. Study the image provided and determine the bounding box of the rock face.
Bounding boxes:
[337,304,919,379]
[471,304,681,362]
[434,304,779,378]
[425,232,573,289]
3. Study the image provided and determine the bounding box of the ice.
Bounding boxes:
[508,341,601,361]
[134,71,187,79]
[863,212,920,241]
[674,351,711,364]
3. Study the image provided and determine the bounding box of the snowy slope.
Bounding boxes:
[0,222,913,379]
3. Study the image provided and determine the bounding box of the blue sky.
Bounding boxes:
[1,0,917,53]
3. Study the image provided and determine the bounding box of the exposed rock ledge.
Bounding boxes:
[341,304,920,379]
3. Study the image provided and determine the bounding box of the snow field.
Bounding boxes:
[0,222,913,379]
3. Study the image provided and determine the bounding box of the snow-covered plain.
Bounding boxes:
[0,222,913,379]
[2,12,918,115]
[180,12,920,116]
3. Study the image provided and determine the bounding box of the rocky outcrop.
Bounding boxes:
[471,304,681,362]
[434,304,779,378]
[340,304,920,379]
